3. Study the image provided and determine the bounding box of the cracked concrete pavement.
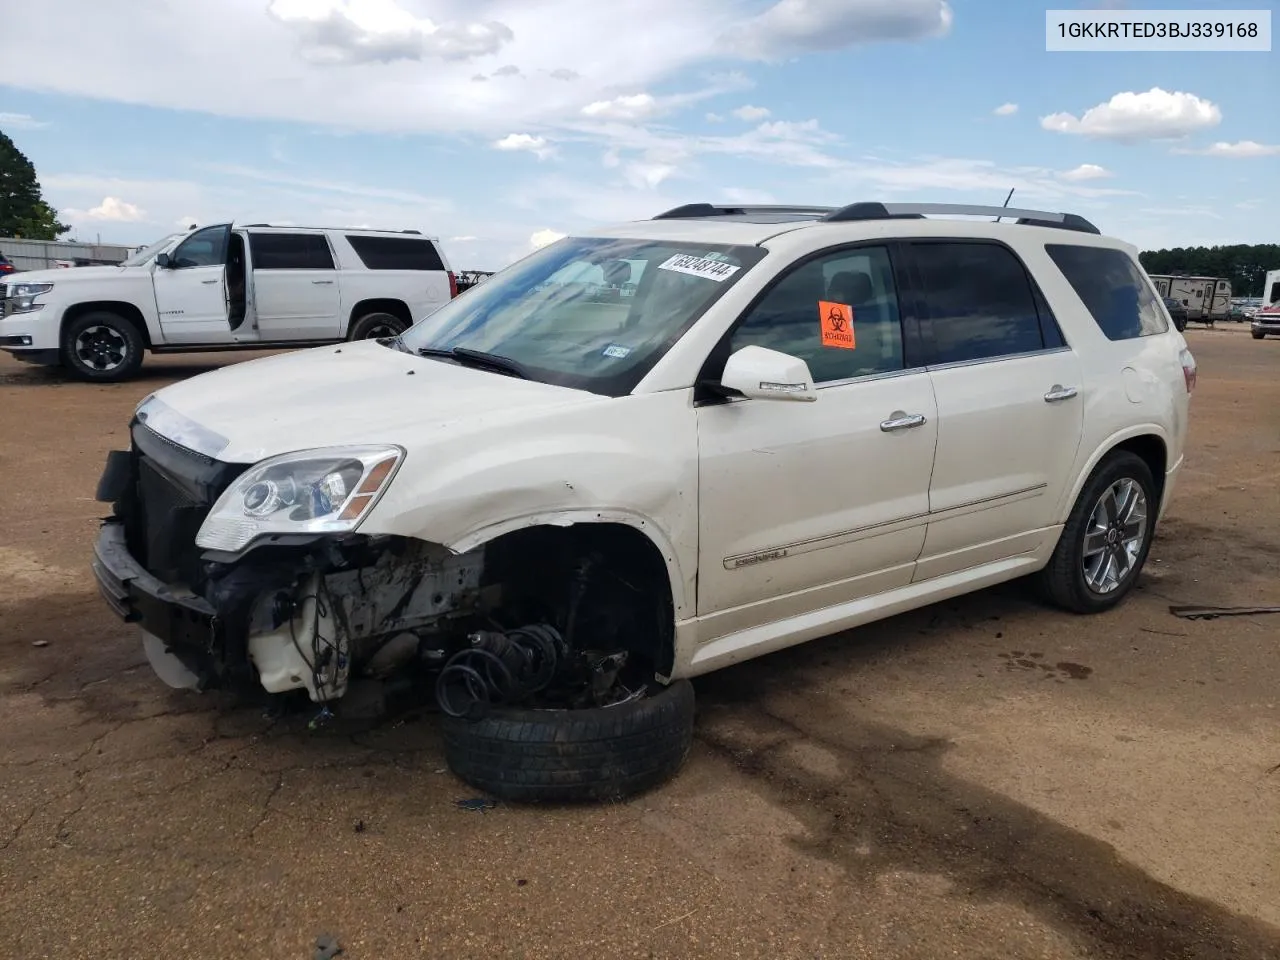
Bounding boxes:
[1,330,1278,959]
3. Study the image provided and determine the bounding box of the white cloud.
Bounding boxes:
[175,216,199,229]
[725,0,953,59]
[705,112,725,122]
[67,197,146,222]
[581,93,659,121]
[0,112,48,130]
[547,68,579,81]
[266,0,512,64]
[530,228,566,249]
[623,162,678,189]
[1041,88,1221,142]
[732,104,771,121]
[993,103,1018,117]
[1060,163,1113,181]
[451,235,479,242]
[493,132,555,159]
[492,64,522,78]
[1175,140,1280,158]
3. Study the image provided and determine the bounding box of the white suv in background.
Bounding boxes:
[0,224,457,381]
[91,201,1196,803]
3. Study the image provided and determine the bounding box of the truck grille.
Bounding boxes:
[127,422,245,586]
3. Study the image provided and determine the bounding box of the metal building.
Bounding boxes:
[0,237,136,273]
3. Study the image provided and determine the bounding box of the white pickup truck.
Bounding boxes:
[0,223,458,381]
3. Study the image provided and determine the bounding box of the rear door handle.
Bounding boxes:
[1044,385,1079,403]
[880,412,927,432]
[312,279,335,285]
[201,279,219,285]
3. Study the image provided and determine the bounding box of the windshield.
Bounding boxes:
[400,236,766,396]
[121,233,183,267]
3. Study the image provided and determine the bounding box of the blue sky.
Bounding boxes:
[0,0,1276,270]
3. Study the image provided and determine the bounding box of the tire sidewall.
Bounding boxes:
[348,312,407,341]
[60,312,145,382]
[1060,453,1157,612]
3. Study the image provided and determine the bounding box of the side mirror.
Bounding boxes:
[155,253,172,269]
[719,345,817,402]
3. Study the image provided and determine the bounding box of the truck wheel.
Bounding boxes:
[441,679,695,804]
[348,312,407,341]
[61,311,145,382]
[1035,451,1156,615]
[1254,331,1266,340]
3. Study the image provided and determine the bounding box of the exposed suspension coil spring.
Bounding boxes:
[435,624,567,719]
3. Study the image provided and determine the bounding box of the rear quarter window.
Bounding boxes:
[346,235,445,271]
[1045,245,1168,340]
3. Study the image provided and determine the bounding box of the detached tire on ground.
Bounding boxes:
[60,311,145,382]
[348,311,408,340]
[441,679,696,804]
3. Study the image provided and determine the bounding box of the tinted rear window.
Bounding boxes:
[346,235,444,271]
[1046,245,1168,340]
[911,241,1048,364]
[249,233,334,270]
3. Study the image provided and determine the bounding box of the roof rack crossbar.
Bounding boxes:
[821,202,1100,234]
[652,203,837,220]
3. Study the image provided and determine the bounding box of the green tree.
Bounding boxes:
[1140,244,1280,297]
[0,129,70,240]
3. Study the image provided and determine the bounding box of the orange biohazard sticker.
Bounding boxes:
[818,301,856,349]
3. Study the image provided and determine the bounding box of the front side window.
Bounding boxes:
[399,237,766,396]
[728,245,905,383]
[249,233,335,270]
[1046,244,1168,341]
[169,226,228,269]
[912,241,1047,364]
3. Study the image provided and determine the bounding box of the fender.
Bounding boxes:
[1056,423,1170,523]
[445,508,694,619]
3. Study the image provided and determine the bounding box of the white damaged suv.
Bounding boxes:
[92,202,1196,802]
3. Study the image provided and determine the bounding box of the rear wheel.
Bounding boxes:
[1253,330,1266,340]
[60,311,145,382]
[1036,451,1156,614]
[348,311,407,341]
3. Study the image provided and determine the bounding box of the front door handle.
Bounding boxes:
[880,412,927,432]
[1044,385,1079,403]
[201,279,219,285]
[312,279,335,285]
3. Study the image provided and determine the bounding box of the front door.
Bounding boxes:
[152,224,233,345]
[696,243,938,637]
[905,239,1085,581]
[247,232,342,341]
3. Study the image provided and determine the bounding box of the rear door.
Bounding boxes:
[151,224,232,345]
[906,239,1084,582]
[341,233,452,326]
[247,232,342,340]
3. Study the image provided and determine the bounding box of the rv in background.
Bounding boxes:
[1147,274,1231,326]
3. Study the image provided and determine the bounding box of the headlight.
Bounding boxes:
[3,281,54,314]
[195,445,405,552]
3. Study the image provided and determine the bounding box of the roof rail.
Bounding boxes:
[652,203,837,221]
[821,202,1100,235]
[239,224,425,235]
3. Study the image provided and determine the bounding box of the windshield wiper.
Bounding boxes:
[416,346,531,380]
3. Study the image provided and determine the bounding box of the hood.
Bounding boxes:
[144,339,607,463]
[8,265,138,284]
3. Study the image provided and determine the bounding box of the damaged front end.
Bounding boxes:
[92,416,663,716]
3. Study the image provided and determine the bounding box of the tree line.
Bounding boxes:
[1138,246,1280,298]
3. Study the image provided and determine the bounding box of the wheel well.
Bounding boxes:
[1113,434,1168,505]
[349,298,412,332]
[61,301,151,347]
[479,523,677,678]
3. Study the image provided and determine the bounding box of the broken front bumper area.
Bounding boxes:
[93,519,227,690]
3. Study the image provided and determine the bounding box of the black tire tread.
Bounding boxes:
[1036,450,1155,615]
[60,310,145,382]
[441,679,695,804]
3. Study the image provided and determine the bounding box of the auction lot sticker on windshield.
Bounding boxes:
[658,254,741,282]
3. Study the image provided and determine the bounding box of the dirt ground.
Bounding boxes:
[0,328,1277,960]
